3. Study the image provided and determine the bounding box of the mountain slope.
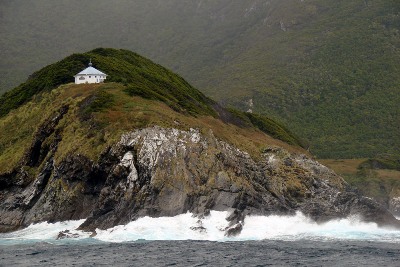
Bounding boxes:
[0,0,399,158]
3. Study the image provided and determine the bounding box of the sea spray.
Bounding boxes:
[0,219,89,245]
[1,212,399,245]
[95,211,231,242]
[95,211,400,243]
[239,212,399,242]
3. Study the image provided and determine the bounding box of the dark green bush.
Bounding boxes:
[245,112,305,148]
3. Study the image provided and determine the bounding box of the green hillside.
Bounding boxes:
[0,0,399,158]
[0,48,215,118]
[0,49,306,175]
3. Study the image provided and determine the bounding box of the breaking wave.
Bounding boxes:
[0,219,90,245]
[1,212,399,245]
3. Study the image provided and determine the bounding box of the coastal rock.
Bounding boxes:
[190,220,207,233]
[0,127,399,235]
[389,197,400,217]
[56,230,80,240]
[224,222,243,237]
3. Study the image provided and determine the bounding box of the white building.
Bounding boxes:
[74,60,107,84]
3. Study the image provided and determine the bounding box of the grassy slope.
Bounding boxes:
[0,48,306,174]
[0,48,215,118]
[0,82,306,175]
[1,0,399,158]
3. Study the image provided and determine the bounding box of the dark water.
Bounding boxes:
[1,240,399,267]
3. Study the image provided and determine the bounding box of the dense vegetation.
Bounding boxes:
[0,48,215,117]
[244,112,305,148]
[1,0,399,158]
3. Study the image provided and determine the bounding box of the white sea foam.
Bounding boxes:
[1,212,400,244]
[238,212,399,242]
[94,211,400,243]
[95,211,231,242]
[0,219,90,244]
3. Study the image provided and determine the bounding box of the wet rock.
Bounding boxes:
[56,230,80,240]
[190,226,207,233]
[190,220,207,234]
[225,222,243,237]
[389,197,400,217]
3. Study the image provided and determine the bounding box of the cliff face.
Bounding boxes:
[1,126,398,234]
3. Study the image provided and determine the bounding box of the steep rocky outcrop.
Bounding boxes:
[1,126,399,234]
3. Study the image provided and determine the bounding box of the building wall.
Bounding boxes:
[75,75,106,84]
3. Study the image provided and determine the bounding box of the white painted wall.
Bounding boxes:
[75,75,106,84]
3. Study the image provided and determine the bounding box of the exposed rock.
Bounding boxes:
[56,230,81,240]
[224,222,243,237]
[190,226,207,233]
[24,105,69,168]
[389,197,400,217]
[190,220,207,233]
[1,126,399,235]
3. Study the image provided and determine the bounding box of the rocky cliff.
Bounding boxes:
[1,126,399,234]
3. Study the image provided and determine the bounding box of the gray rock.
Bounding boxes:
[56,230,80,240]
[389,197,400,217]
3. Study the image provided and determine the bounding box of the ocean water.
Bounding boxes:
[1,211,399,266]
